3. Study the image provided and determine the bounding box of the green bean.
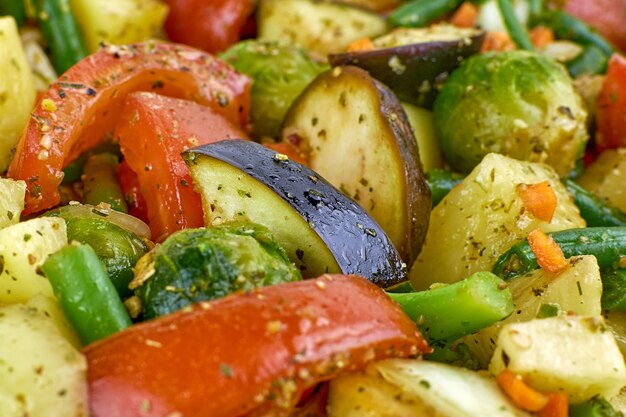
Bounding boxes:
[563,180,626,227]
[532,10,615,57]
[62,141,121,184]
[41,243,132,344]
[497,0,534,51]
[601,269,626,312]
[569,396,623,417]
[493,227,626,279]
[34,0,87,74]
[82,153,128,213]
[388,271,514,343]
[567,46,609,78]
[388,0,463,28]
[0,0,27,26]
[427,169,464,207]
[528,0,543,19]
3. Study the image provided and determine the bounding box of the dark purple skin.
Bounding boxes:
[328,33,485,108]
[183,139,408,288]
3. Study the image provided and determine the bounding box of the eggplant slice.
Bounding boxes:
[282,66,431,266]
[184,139,407,287]
[329,25,485,107]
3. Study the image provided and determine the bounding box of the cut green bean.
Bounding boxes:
[497,0,534,51]
[34,0,87,74]
[41,243,132,344]
[0,0,27,26]
[82,153,128,213]
[528,0,543,19]
[388,271,514,343]
[62,141,121,184]
[532,10,615,57]
[567,46,609,78]
[601,269,626,312]
[427,169,464,207]
[493,227,626,279]
[388,0,463,28]
[564,179,626,227]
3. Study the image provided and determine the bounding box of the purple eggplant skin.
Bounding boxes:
[328,32,486,108]
[183,139,408,288]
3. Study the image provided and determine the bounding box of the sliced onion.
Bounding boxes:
[47,203,152,240]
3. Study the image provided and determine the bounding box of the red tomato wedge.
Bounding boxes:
[84,275,429,417]
[7,42,251,215]
[116,92,249,241]
[164,0,255,53]
[117,159,149,223]
[596,54,626,150]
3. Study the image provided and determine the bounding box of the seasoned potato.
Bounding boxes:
[0,304,87,417]
[0,17,36,172]
[70,0,169,52]
[0,218,67,304]
[26,295,82,349]
[490,316,626,403]
[410,153,585,290]
[464,255,603,367]
[577,148,626,213]
[0,178,26,229]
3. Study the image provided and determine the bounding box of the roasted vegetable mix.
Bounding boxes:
[1,0,626,416]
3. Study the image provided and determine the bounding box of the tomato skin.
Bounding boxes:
[7,42,251,215]
[164,0,254,53]
[84,275,429,417]
[565,0,626,52]
[116,92,249,241]
[596,54,626,150]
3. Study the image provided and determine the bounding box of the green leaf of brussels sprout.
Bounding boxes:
[221,40,328,139]
[433,50,589,177]
[131,222,302,319]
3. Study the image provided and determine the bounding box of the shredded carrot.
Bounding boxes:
[527,229,569,274]
[530,26,556,49]
[538,392,569,417]
[481,31,517,52]
[517,181,558,222]
[496,369,550,412]
[346,38,375,52]
[450,2,479,28]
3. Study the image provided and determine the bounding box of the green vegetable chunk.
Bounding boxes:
[388,271,514,344]
[132,222,302,319]
[433,50,588,176]
[564,179,626,227]
[82,153,128,213]
[46,206,150,298]
[41,243,132,345]
[602,269,626,312]
[567,46,609,78]
[221,40,327,138]
[569,396,624,417]
[426,169,464,207]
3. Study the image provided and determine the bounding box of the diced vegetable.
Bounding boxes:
[433,50,589,176]
[84,276,430,417]
[26,294,82,348]
[0,16,37,172]
[131,222,302,319]
[329,25,485,108]
[20,28,59,91]
[0,217,67,304]
[0,178,26,229]
[388,271,514,343]
[577,149,626,213]
[258,0,388,56]
[496,369,549,412]
[570,396,624,417]
[221,40,328,139]
[601,269,626,312]
[0,303,88,417]
[567,46,608,78]
[426,169,464,207]
[185,139,407,286]
[401,104,444,171]
[410,153,585,290]
[465,255,602,366]
[70,0,169,52]
[490,316,626,403]
[41,243,132,344]
[281,66,431,265]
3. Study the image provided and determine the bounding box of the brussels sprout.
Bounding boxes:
[131,222,302,319]
[221,40,328,138]
[433,50,588,176]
